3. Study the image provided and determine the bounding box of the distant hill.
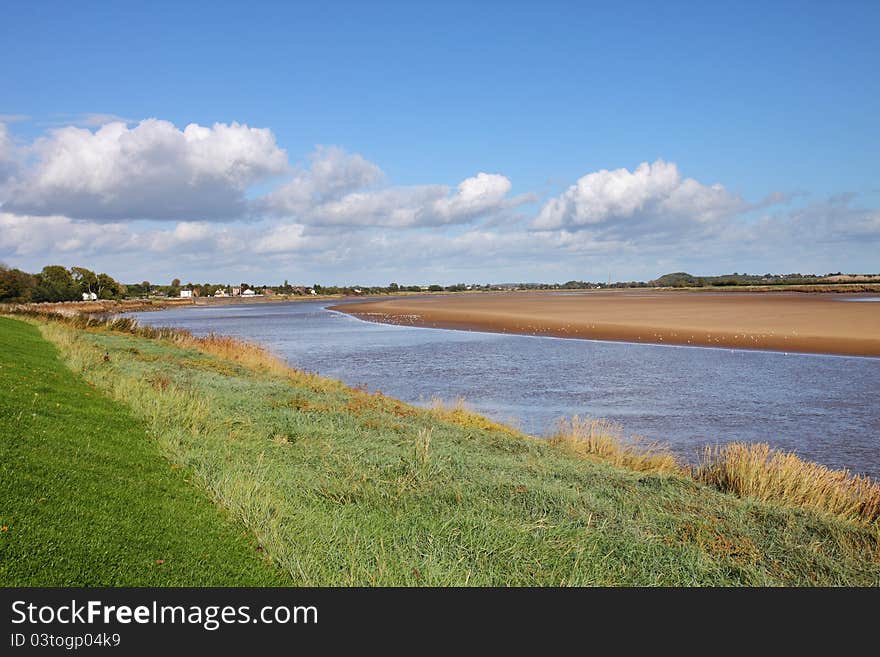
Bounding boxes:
[651,272,880,288]
[652,272,705,287]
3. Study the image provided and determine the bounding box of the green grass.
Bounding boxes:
[3,315,880,585]
[0,317,286,585]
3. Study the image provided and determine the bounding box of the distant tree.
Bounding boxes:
[96,273,125,299]
[33,265,79,302]
[71,266,99,295]
[428,284,443,292]
[171,278,181,287]
[0,264,37,302]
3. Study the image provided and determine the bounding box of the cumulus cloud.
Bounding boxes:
[251,223,309,254]
[2,119,521,230]
[3,119,288,221]
[0,213,251,262]
[3,190,879,284]
[534,160,745,233]
[0,212,137,257]
[266,152,520,227]
[266,146,385,214]
[2,114,876,283]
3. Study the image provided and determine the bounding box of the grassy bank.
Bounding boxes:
[0,318,286,585]
[3,314,879,585]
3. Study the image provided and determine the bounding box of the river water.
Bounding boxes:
[130,300,880,478]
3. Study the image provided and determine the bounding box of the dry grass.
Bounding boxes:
[693,443,880,525]
[415,427,433,468]
[0,298,192,315]
[429,397,520,435]
[549,416,681,475]
[3,306,344,393]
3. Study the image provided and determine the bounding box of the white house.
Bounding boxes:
[82,292,98,301]
[180,289,193,298]
[242,288,256,297]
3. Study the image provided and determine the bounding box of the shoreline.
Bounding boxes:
[329,307,880,362]
[330,290,880,358]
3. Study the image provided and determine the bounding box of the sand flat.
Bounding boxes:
[332,291,880,357]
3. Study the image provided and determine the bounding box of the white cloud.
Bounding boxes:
[308,145,385,200]
[431,172,514,222]
[786,194,880,242]
[3,190,879,284]
[534,160,745,233]
[266,146,385,214]
[3,119,288,221]
[2,120,521,230]
[251,223,309,254]
[264,145,521,227]
[274,167,531,228]
[1,115,877,284]
[0,212,136,257]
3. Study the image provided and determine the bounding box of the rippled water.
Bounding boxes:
[131,300,880,478]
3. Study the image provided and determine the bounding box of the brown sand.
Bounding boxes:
[331,290,880,357]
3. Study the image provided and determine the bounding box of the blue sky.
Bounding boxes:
[1,0,878,285]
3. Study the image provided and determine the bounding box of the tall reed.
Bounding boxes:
[549,416,680,474]
[693,443,880,525]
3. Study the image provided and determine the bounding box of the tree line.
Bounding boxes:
[0,265,126,303]
[8,263,863,305]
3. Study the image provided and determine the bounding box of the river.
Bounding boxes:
[130,300,880,479]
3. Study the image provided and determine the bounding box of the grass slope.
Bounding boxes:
[17,317,877,586]
[0,318,286,585]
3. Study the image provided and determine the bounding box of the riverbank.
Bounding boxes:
[0,293,348,315]
[332,290,880,358]
[0,317,286,585]
[2,311,878,585]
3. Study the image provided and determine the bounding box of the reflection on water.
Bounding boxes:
[131,300,880,478]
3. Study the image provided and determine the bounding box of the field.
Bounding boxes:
[1,314,879,585]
